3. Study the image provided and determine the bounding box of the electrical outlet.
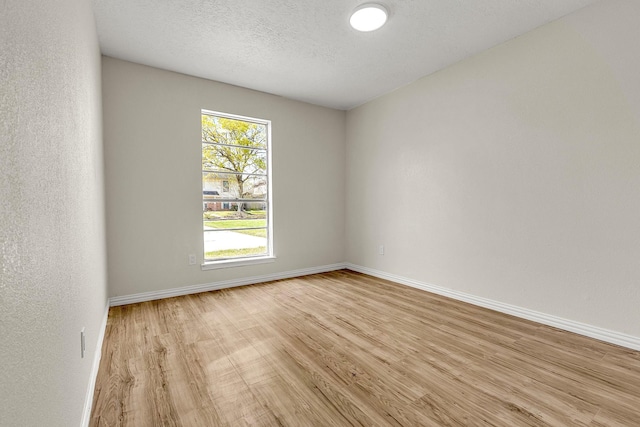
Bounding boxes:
[188,254,196,265]
[80,328,86,358]
[379,245,384,255]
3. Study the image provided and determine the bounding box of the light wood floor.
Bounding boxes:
[90,270,640,426]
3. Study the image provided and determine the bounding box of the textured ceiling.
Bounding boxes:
[92,0,599,110]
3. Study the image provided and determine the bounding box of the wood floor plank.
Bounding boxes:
[90,270,640,426]
[457,357,599,426]
[590,408,640,427]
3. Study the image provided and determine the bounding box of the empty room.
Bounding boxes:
[2,0,640,426]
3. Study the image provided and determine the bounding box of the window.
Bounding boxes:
[201,110,272,264]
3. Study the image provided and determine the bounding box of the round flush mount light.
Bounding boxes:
[350,3,388,32]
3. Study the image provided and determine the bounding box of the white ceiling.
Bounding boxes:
[92,0,599,110]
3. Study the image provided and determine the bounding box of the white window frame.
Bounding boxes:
[201,109,274,269]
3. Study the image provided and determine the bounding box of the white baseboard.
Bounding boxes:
[345,263,640,352]
[109,263,348,307]
[80,303,110,427]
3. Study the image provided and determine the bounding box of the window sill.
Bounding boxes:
[201,255,276,270]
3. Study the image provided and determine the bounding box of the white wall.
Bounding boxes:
[102,57,346,297]
[346,0,640,338]
[0,0,108,425]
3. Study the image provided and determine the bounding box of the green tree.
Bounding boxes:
[202,115,267,213]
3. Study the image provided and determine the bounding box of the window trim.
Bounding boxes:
[201,109,273,268]
[201,255,276,270]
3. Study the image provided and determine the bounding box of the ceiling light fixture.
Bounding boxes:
[350,3,388,32]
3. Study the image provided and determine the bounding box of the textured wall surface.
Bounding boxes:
[346,0,640,338]
[102,57,345,298]
[0,0,108,425]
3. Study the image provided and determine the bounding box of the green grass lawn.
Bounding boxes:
[205,246,267,259]
[203,210,266,220]
[204,219,266,228]
[204,218,267,238]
